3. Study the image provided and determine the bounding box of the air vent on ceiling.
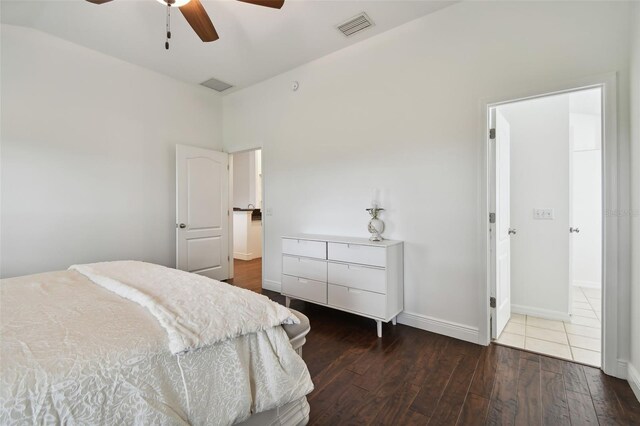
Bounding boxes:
[337,12,374,37]
[201,77,234,92]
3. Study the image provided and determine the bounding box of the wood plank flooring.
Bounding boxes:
[228,259,640,425]
[226,258,262,293]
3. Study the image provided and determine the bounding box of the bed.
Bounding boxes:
[0,261,314,425]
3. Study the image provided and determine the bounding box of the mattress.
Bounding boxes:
[0,269,313,425]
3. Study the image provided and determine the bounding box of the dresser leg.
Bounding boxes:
[376,320,382,338]
[392,316,397,326]
[285,296,291,308]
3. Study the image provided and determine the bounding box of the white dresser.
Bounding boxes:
[281,234,403,337]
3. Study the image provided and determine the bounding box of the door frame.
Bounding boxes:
[478,72,623,378]
[228,147,265,283]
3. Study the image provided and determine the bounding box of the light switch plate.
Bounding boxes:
[533,208,554,220]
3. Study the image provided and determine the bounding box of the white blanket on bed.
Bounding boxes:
[70,261,298,355]
[1,267,314,426]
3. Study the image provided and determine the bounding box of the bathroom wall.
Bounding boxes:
[570,90,603,289]
[499,94,572,320]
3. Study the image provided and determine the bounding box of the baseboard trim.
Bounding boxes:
[397,311,479,344]
[573,281,601,289]
[234,252,255,261]
[617,360,628,379]
[628,362,640,402]
[263,279,281,292]
[512,304,571,322]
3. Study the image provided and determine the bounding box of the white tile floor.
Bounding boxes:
[496,286,602,366]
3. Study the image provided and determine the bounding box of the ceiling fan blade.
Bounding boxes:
[179,0,219,42]
[85,0,114,4]
[237,0,284,9]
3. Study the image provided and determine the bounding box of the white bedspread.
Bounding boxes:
[70,261,298,354]
[0,266,313,425]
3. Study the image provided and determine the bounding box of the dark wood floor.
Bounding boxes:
[226,258,262,293]
[228,259,640,425]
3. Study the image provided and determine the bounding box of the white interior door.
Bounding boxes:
[176,145,229,280]
[492,110,512,338]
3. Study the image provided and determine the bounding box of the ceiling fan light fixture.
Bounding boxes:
[156,0,192,8]
[86,0,284,47]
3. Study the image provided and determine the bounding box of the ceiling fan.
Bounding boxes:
[86,0,284,48]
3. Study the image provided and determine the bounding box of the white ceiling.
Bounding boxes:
[0,0,456,93]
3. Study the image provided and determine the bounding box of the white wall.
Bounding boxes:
[232,149,261,209]
[232,151,254,208]
[0,25,223,278]
[498,91,603,319]
[628,0,640,401]
[571,105,602,290]
[498,95,571,319]
[572,149,602,288]
[223,1,632,346]
[255,149,262,209]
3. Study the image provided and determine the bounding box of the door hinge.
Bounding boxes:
[489,128,496,139]
[227,256,230,261]
[490,297,496,308]
[489,212,496,224]
[227,164,229,171]
[490,313,493,336]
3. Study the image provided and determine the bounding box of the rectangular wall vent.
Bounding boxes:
[337,13,374,37]
[201,77,233,92]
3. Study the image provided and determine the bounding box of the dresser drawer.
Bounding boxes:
[328,262,386,294]
[328,242,386,267]
[282,238,326,259]
[328,284,386,318]
[283,255,327,282]
[282,275,327,304]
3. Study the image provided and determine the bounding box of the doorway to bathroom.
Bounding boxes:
[489,87,604,367]
[228,148,264,293]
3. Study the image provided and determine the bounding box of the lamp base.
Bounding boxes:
[368,218,385,242]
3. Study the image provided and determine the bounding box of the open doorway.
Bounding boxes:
[227,148,263,293]
[489,88,603,367]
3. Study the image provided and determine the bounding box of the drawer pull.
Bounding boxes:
[298,278,308,284]
[347,264,368,271]
[292,257,316,263]
[347,264,382,272]
[347,288,364,294]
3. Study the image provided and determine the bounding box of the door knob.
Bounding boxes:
[508,228,517,235]
[570,227,580,233]
[178,223,186,229]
